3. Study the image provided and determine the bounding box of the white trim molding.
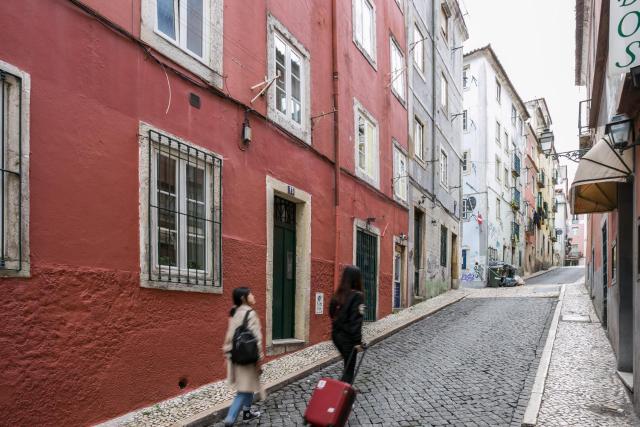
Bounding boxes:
[140,0,223,88]
[0,60,30,278]
[265,176,312,354]
[266,13,312,145]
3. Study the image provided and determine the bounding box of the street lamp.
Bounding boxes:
[605,113,634,150]
[539,128,554,156]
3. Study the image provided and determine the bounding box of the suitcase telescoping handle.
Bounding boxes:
[344,343,367,384]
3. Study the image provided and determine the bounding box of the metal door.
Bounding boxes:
[273,197,296,339]
[356,229,377,321]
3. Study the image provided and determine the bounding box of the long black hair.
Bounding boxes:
[333,265,363,307]
[229,286,251,317]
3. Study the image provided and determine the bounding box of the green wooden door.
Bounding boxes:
[356,229,377,322]
[273,197,296,340]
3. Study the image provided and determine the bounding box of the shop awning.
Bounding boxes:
[569,138,633,214]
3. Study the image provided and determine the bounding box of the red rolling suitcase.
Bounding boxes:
[303,346,366,427]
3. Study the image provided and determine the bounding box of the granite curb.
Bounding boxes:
[521,283,567,426]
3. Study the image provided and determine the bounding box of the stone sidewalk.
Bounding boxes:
[536,281,639,426]
[97,284,560,427]
[98,289,468,427]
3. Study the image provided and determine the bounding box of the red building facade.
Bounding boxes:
[0,1,408,425]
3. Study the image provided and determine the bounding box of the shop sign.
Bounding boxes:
[609,0,640,75]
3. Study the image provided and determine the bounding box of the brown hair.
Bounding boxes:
[333,265,363,307]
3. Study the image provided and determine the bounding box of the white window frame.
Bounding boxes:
[413,25,425,75]
[496,157,502,181]
[440,3,450,44]
[141,0,223,88]
[496,197,501,220]
[504,131,509,152]
[414,117,425,160]
[352,0,377,68]
[390,36,406,101]
[0,61,30,278]
[504,167,509,188]
[267,14,312,144]
[511,105,517,126]
[495,121,501,146]
[496,78,502,103]
[440,147,448,188]
[139,122,223,293]
[440,73,449,115]
[353,99,380,188]
[393,144,408,202]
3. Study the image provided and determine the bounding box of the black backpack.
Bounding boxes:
[230,310,260,365]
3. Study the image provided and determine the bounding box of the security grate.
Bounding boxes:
[0,71,23,271]
[147,129,222,287]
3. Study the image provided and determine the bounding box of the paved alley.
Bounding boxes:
[526,267,585,286]
[537,280,639,426]
[213,296,556,427]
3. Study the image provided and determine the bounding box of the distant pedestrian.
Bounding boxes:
[329,265,366,384]
[222,287,264,426]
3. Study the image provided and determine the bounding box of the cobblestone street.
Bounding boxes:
[213,296,556,426]
[537,281,639,426]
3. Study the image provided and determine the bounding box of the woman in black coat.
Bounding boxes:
[329,265,365,384]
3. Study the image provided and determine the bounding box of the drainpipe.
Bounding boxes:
[332,0,341,289]
[431,0,438,205]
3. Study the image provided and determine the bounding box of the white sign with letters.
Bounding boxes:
[315,292,324,315]
[609,0,640,75]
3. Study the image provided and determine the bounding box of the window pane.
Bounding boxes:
[275,37,287,114]
[413,27,423,70]
[366,121,375,176]
[290,51,302,123]
[158,229,177,267]
[362,1,373,54]
[186,164,204,201]
[157,154,177,267]
[358,116,366,169]
[157,0,176,40]
[187,164,206,271]
[186,0,204,57]
[187,235,205,270]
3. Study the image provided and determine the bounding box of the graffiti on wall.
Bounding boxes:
[461,258,486,282]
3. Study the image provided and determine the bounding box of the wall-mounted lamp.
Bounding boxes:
[399,233,408,241]
[605,113,634,151]
[539,128,554,156]
[242,112,252,145]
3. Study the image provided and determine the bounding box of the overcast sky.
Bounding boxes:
[462,0,581,183]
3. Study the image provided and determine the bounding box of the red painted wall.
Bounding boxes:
[0,1,407,426]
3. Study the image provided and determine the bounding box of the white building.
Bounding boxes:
[460,45,529,287]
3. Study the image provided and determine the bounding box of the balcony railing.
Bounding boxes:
[512,155,521,177]
[511,188,521,210]
[525,219,535,234]
[537,171,546,187]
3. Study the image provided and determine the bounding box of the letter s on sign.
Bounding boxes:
[616,41,640,68]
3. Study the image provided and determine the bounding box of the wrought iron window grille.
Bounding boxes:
[0,71,23,272]
[147,129,222,287]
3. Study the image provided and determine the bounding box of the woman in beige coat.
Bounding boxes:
[222,287,264,426]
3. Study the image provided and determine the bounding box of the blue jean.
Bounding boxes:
[224,392,253,425]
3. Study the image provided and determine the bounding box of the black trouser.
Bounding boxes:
[338,345,357,384]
